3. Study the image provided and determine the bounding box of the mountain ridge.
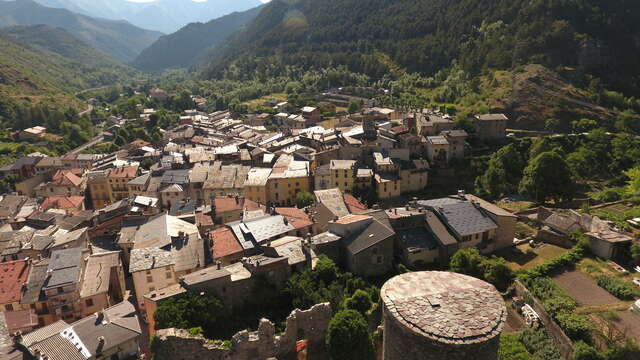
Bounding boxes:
[134,5,264,72]
[0,0,162,62]
[32,0,263,34]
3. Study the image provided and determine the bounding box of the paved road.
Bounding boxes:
[66,132,105,155]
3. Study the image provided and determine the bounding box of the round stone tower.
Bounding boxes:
[380,271,506,360]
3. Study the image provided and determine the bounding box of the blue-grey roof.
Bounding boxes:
[397,228,438,250]
[44,248,87,289]
[436,202,497,237]
[161,169,190,185]
[227,214,296,250]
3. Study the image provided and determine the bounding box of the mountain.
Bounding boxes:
[0,25,138,110]
[134,6,263,72]
[203,0,640,129]
[0,0,162,62]
[32,0,263,34]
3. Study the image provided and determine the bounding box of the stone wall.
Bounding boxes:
[153,302,332,360]
[513,281,573,359]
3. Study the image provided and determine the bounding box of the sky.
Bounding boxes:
[126,0,272,2]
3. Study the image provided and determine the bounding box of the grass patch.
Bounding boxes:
[498,243,568,271]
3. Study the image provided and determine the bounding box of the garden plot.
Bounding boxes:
[552,270,619,306]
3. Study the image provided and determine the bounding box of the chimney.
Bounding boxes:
[216,262,221,270]
[458,189,466,198]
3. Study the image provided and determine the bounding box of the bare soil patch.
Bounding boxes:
[553,270,618,306]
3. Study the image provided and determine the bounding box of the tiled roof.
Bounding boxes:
[214,196,243,213]
[210,228,242,259]
[21,260,49,304]
[314,188,349,218]
[50,170,82,187]
[20,320,68,347]
[80,251,120,298]
[275,207,314,229]
[41,196,84,212]
[343,194,367,214]
[44,248,87,290]
[108,165,139,178]
[0,260,30,304]
[342,219,394,254]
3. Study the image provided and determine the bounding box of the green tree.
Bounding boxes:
[519,151,574,203]
[449,248,484,278]
[624,167,640,197]
[343,289,373,316]
[571,341,603,360]
[154,292,223,331]
[295,191,315,208]
[498,333,533,360]
[476,143,527,198]
[348,100,361,114]
[326,310,374,360]
[482,257,514,292]
[571,118,598,133]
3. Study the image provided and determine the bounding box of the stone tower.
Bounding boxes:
[381,271,506,360]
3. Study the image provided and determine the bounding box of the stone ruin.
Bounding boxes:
[154,302,332,360]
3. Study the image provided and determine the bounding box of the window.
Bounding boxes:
[165,270,172,279]
[146,275,153,283]
[372,247,378,255]
[482,232,489,241]
[85,299,94,307]
[375,256,383,264]
[5,304,13,311]
[57,287,64,294]
[148,286,155,292]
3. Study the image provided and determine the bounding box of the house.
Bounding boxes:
[399,160,429,193]
[212,196,245,225]
[20,260,56,327]
[426,136,449,167]
[301,106,321,124]
[475,113,508,139]
[313,188,351,231]
[0,156,42,180]
[0,260,30,313]
[129,214,205,314]
[41,195,85,214]
[34,157,64,176]
[275,207,315,237]
[441,129,468,159]
[20,301,141,360]
[267,155,311,207]
[314,214,395,277]
[35,170,84,197]
[243,168,271,205]
[329,160,357,193]
[210,227,243,266]
[42,248,90,322]
[374,174,401,200]
[586,230,633,261]
[86,171,112,210]
[78,251,126,318]
[19,126,47,140]
[108,166,140,201]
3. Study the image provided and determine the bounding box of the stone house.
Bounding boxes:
[475,113,508,139]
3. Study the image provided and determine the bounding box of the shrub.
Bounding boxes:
[343,289,373,316]
[518,327,562,360]
[596,275,640,300]
[326,310,374,360]
[556,312,592,343]
[571,341,603,360]
[498,333,533,360]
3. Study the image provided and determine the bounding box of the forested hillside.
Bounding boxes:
[134,6,263,72]
[202,0,640,130]
[0,0,162,62]
[0,25,140,129]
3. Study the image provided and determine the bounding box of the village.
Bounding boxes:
[0,86,639,360]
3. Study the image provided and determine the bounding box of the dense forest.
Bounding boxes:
[205,0,640,96]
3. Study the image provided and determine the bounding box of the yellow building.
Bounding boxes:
[108,165,140,201]
[329,160,356,193]
[267,155,311,207]
[86,171,113,210]
[243,168,272,205]
[375,174,401,200]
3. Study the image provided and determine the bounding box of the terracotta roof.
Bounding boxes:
[335,214,371,224]
[4,308,38,332]
[210,228,243,259]
[41,196,84,212]
[50,170,82,187]
[0,260,30,305]
[275,207,314,229]
[244,199,266,212]
[343,194,367,214]
[108,165,139,178]
[195,212,213,227]
[214,196,243,213]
